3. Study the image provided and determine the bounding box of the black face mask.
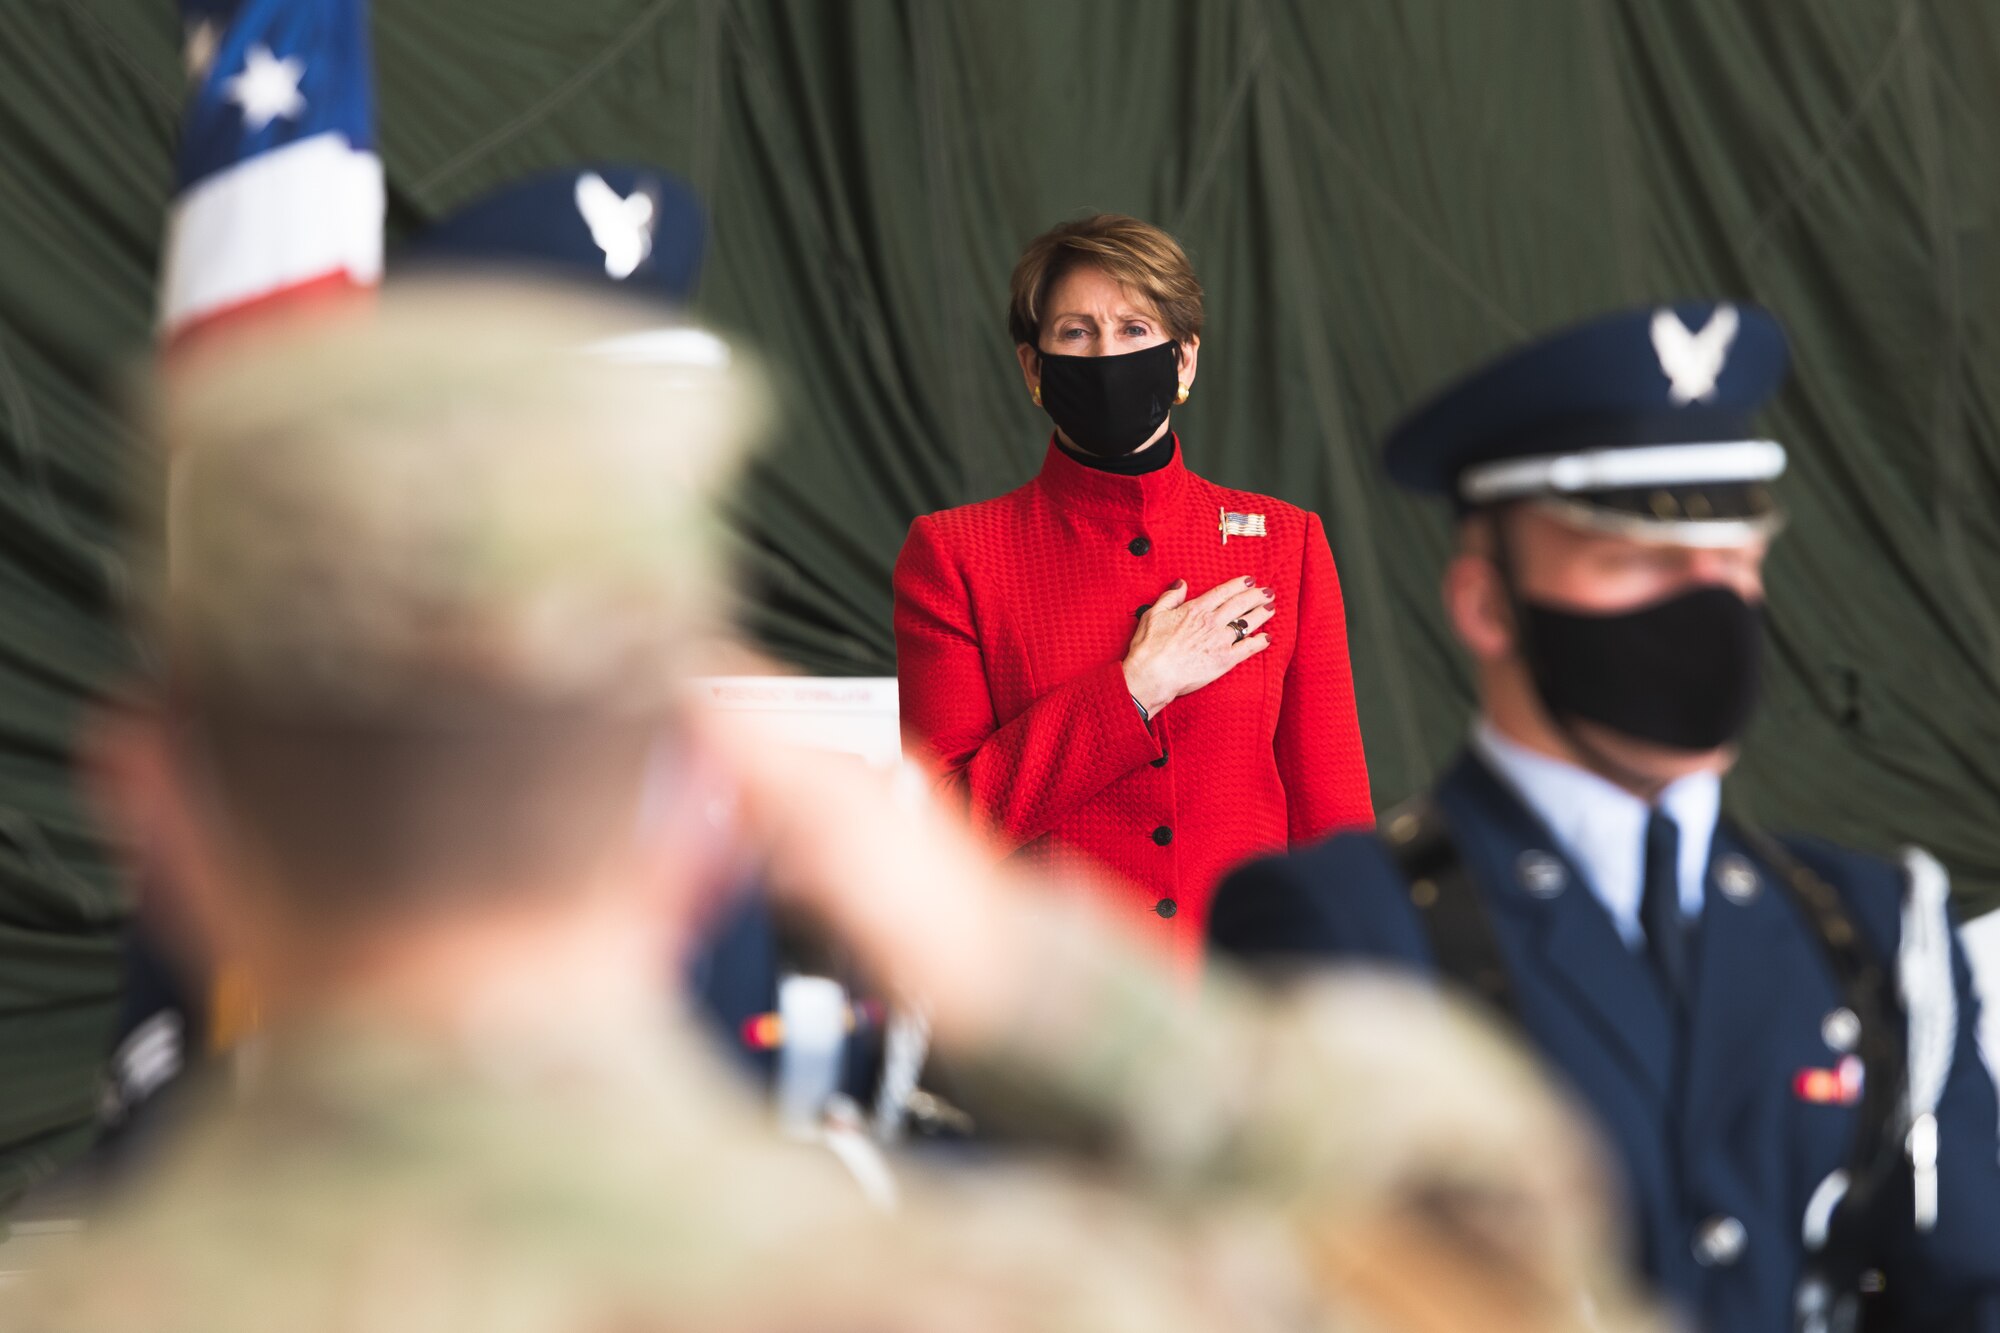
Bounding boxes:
[1037,341,1179,457]
[1517,585,1765,752]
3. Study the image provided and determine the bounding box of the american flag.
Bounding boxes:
[1218,508,1267,544]
[158,0,382,343]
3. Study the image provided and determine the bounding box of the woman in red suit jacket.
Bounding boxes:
[894,214,1372,965]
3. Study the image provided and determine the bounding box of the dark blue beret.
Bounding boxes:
[400,164,706,305]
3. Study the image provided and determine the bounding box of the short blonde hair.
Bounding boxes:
[1007,214,1204,347]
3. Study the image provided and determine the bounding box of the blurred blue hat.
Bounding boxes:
[402,164,706,304]
[1384,302,1792,543]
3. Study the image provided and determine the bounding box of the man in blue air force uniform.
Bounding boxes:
[1210,304,2000,1333]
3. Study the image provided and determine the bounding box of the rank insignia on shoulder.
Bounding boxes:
[1793,1055,1864,1105]
[1219,508,1267,543]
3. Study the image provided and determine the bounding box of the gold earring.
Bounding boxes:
[1032,384,1042,406]
[1173,382,1190,406]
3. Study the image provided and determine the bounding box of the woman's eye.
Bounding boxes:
[1122,323,1149,337]
[1059,327,1086,340]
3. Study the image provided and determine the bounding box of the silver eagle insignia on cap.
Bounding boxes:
[1650,304,1739,404]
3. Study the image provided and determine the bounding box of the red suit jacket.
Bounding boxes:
[894,437,1373,962]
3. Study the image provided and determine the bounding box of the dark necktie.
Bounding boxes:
[1642,809,1689,1006]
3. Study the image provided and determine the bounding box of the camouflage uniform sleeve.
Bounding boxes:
[944,904,1661,1333]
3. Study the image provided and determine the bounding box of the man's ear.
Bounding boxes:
[79,700,174,888]
[1443,549,1518,663]
[78,698,242,968]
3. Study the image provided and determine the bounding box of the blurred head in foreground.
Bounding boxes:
[93,278,763,1030]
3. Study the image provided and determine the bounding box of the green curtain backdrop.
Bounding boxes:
[2,0,1996,1206]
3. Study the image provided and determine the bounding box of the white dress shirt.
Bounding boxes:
[1473,720,1721,951]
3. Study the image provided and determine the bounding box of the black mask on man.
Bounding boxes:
[1516,585,1765,752]
[1037,341,1179,457]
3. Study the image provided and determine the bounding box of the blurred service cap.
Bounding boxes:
[399,163,706,304]
[153,277,766,723]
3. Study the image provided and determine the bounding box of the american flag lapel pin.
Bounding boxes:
[1219,507,1267,545]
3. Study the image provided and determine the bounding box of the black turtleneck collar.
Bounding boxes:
[1055,429,1178,476]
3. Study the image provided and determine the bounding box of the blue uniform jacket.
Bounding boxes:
[1211,750,2000,1333]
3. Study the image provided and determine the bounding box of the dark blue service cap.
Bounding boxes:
[1383,302,1792,541]
[400,164,706,304]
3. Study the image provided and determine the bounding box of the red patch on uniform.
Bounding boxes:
[1793,1055,1864,1105]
